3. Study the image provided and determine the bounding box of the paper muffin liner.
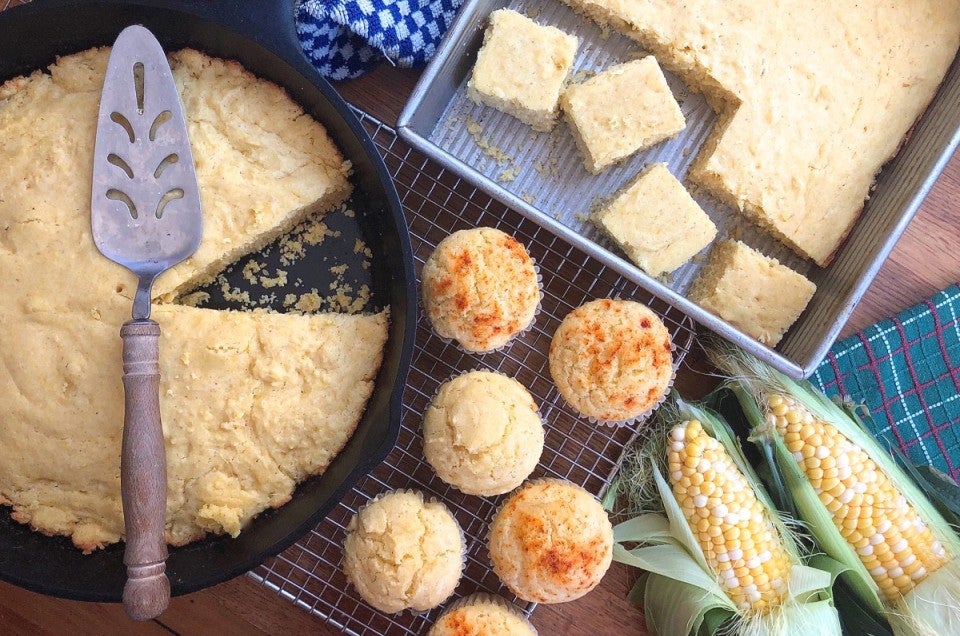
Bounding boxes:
[419,236,544,355]
[431,592,538,635]
[486,478,612,604]
[549,296,678,428]
[344,488,468,615]
[423,369,546,497]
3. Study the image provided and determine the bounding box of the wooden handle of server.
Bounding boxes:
[119,320,170,621]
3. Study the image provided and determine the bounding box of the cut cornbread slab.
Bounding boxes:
[560,57,685,173]
[0,48,388,552]
[594,163,716,276]
[688,240,816,346]
[558,0,960,265]
[467,9,579,132]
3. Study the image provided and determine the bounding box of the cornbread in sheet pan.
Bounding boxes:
[688,240,816,346]
[421,227,540,353]
[488,479,613,604]
[467,9,579,132]
[594,163,716,276]
[343,491,464,613]
[0,48,388,551]
[549,298,672,422]
[558,0,960,265]
[561,57,685,173]
[423,371,544,496]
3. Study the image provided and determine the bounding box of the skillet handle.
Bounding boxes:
[120,320,170,621]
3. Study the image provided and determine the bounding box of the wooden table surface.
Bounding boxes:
[1,10,959,634]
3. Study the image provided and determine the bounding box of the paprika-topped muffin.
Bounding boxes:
[549,298,672,422]
[421,227,540,353]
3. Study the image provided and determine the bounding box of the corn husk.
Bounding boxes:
[611,397,843,636]
[714,342,960,636]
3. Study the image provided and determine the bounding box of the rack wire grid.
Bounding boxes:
[247,109,697,635]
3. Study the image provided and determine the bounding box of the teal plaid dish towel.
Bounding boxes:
[812,283,960,480]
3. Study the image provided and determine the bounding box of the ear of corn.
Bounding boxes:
[715,343,960,636]
[612,397,843,635]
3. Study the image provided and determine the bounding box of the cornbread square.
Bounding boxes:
[558,0,960,264]
[688,240,816,346]
[561,57,685,173]
[595,163,716,276]
[467,9,579,132]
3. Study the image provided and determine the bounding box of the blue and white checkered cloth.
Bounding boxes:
[297,0,464,81]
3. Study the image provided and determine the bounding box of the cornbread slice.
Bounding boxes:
[421,227,540,353]
[0,48,387,552]
[549,298,672,422]
[559,0,960,265]
[688,240,816,346]
[423,371,544,496]
[488,479,613,604]
[467,9,579,132]
[595,163,716,276]
[343,491,464,613]
[561,57,685,173]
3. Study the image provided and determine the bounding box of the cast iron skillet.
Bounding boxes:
[0,0,416,601]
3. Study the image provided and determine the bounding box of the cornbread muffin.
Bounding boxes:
[559,0,960,265]
[467,9,579,132]
[594,163,716,276]
[488,479,613,603]
[423,371,544,496]
[560,57,685,173]
[688,240,816,346]
[549,299,672,422]
[343,491,464,613]
[421,227,540,353]
[0,48,388,551]
[429,593,537,636]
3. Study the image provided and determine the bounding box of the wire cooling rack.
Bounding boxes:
[247,109,698,635]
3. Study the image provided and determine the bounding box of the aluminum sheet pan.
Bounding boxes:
[397,0,960,378]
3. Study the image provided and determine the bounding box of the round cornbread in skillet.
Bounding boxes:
[421,227,540,353]
[488,479,613,603]
[549,298,672,422]
[423,370,544,496]
[343,490,464,613]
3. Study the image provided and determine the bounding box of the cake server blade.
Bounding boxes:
[90,24,202,621]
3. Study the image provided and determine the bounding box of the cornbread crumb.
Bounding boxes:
[467,9,579,132]
[549,298,672,422]
[688,239,816,346]
[429,594,537,636]
[488,479,613,603]
[343,491,464,613]
[560,57,685,173]
[594,163,716,276]
[424,371,544,496]
[422,227,540,353]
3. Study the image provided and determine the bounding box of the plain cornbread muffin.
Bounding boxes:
[560,57,685,173]
[428,593,537,636]
[423,371,544,496]
[343,491,464,613]
[688,240,816,346]
[594,163,716,276]
[421,227,540,353]
[488,479,613,603]
[549,298,672,422]
[558,0,960,265]
[0,48,388,551]
[467,9,579,132]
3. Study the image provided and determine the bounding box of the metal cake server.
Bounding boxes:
[91,25,202,621]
